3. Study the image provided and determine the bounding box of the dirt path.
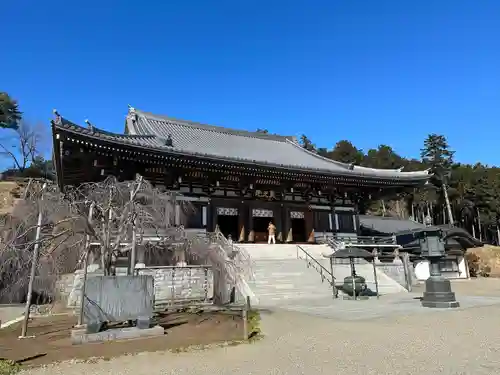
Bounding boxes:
[1,312,243,366]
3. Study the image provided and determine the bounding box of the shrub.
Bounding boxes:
[247,309,262,339]
[466,252,480,277]
[479,264,492,278]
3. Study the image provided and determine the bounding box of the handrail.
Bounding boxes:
[296,245,337,298]
[331,235,396,244]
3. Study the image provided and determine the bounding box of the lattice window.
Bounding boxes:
[290,211,305,219]
[252,209,273,217]
[217,207,239,216]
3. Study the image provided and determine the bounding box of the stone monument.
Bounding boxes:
[416,229,460,308]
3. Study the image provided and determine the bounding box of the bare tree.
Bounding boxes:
[0,175,255,336]
[0,121,46,172]
[0,180,87,306]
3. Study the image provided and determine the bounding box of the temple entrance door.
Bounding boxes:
[252,209,274,243]
[290,211,307,243]
[216,207,239,241]
[291,218,306,243]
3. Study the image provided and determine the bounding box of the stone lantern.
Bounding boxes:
[416,229,459,308]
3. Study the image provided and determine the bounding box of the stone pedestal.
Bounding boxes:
[71,325,164,345]
[421,260,460,308]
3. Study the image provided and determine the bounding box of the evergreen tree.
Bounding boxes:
[299,134,316,151]
[420,134,455,172]
[420,134,455,224]
[328,140,364,164]
[0,92,22,129]
[363,145,403,169]
[316,147,329,157]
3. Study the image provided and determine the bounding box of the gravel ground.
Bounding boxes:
[20,301,500,375]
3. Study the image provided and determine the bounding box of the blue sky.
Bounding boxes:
[2,0,499,166]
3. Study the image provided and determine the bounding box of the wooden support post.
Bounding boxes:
[372,259,380,299]
[129,185,137,275]
[20,183,47,339]
[77,202,95,327]
[242,295,250,340]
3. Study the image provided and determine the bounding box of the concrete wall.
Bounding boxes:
[414,257,468,281]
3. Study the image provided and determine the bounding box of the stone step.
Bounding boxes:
[238,244,331,260]
[250,282,332,290]
[240,245,408,307]
[247,258,336,306]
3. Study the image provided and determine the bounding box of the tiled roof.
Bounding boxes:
[124,107,431,181]
[51,107,431,181]
[359,215,427,234]
[359,216,483,249]
[54,116,166,149]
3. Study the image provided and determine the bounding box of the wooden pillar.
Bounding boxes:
[58,140,65,191]
[207,202,215,232]
[274,203,283,243]
[280,204,286,243]
[212,204,219,232]
[277,204,285,243]
[248,203,255,242]
[305,209,314,243]
[284,206,293,243]
[238,202,248,242]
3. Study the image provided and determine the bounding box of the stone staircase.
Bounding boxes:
[238,244,334,307]
[238,244,406,307]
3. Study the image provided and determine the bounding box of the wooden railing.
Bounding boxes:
[331,234,397,245]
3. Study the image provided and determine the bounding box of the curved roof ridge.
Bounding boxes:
[61,117,157,140]
[285,139,430,177]
[285,138,350,170]
[131,107,295,142]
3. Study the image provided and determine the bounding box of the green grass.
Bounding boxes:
[0,360,20,375]
[247,309,262,339]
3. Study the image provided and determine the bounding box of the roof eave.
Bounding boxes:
[287,139,431,181]
[53,123,429,185]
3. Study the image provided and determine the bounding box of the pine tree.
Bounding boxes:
[420,134,455,225]
[0,92,22,129]
[421,134,455,172]
[299,134,316,152]
[328,140,364,164]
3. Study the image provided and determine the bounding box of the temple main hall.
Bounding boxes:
[51,106,430,243]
